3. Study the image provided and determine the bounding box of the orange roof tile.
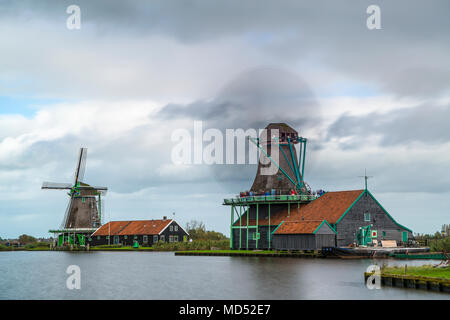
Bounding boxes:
[92,219,172,236]
[120,220,172,235]
[283,189,364,224]
[275,220,325,234]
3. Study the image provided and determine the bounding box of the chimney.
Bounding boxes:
[163,216,167,220]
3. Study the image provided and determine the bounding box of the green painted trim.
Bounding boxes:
[335,190,366,225]
[279,143,296,178]
[271,221,285,234]
[248,136,299,189]
[313,220,337,235]
[288,138,301,184]
[366,190,413,233]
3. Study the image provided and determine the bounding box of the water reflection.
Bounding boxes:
[0,252,448,300]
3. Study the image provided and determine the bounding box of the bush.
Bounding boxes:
[152,239,229,251]
[93,244,124,249]
[24,242,50,249]
[429,237,450,252]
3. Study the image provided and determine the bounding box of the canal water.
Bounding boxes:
[0,251,448,300]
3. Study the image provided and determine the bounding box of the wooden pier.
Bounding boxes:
[364,272,450,293]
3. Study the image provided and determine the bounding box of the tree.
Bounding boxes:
[185,220,228,241]
[18,234,37,244]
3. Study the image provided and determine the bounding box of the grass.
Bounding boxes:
[382,265,450,280]
[90,246,153,251]
[176,249,318,255]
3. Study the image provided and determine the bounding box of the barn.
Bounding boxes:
[272,220,336,250]
[276,189,412,248]
[228,189,412,250]
[89,217,189,246]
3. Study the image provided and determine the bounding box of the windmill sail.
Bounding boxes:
[42,182,72,190]
[74,148,87,185]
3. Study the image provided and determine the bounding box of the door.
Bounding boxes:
[402,231,408,242]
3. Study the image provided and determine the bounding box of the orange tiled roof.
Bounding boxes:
[232,190,364,228]
[284,189,364,224]
[275,220,325,234]
[92,219,172,236]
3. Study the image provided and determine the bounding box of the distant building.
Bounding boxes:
[90,217,189,246]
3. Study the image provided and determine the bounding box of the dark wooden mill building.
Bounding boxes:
[223,123,412,251]
[90,217,189,246]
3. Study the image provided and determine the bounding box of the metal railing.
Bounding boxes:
[223,194,317,205]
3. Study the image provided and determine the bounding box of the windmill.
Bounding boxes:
[248,123,309,194]
[43,148,107,247]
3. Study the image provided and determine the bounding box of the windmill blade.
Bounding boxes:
[74,148,88,185]
[60,197,74,229]
[91,186,108,195]
[42,182,72,190]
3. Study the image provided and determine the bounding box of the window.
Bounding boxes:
[174,225,178,232]
[364,212,371,222]
[153,235,158,243]
[174,235,178,242]
[143,235,148,243]
[160,235,165,242]
[124,235,128,239]
[170,225,173,232]
[134,235,138,240]
[169,235,174,243]
[97,236,100,240]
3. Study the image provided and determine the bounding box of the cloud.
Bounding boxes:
[326,102,450,148]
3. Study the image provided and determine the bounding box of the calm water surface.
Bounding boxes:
[0,251,448,300]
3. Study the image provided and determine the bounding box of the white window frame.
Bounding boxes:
[174,225,178,232]
[364,212,371,222]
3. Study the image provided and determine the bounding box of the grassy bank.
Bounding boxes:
[382,265,450,280]
[89,245,153,251]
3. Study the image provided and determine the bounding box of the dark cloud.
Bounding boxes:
[157,66,322,193]
[326,103,450,148]
[158,66,321,130]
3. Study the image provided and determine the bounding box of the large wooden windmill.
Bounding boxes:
[43,148,107,247]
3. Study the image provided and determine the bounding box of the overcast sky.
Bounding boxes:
[0,0,449,238]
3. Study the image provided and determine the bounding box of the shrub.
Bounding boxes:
[152,239,229,251]
[429,237,450,252]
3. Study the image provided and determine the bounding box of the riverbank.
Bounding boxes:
[365,265,450,293]
[175,250,323,258]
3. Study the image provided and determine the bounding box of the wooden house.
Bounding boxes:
[89,217,189,246]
